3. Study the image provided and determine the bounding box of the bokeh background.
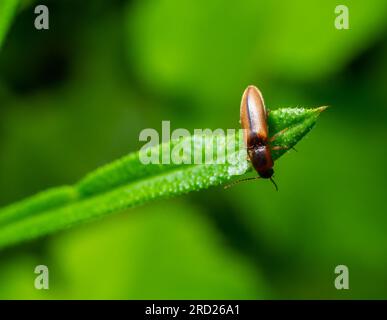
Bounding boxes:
[0,0,387,299]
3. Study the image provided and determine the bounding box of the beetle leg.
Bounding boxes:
[269,127,289,142]
[271,145,297,152]
[271,145,289,151]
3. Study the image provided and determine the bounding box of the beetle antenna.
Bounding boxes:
[270,177,278,191]
[224,176,261,189]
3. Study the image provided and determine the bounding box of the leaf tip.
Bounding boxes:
[315,105,329,113]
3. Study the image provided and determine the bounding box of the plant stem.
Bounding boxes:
[0,107,326,250]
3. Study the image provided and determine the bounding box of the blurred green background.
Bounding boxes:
[0,0,387,299]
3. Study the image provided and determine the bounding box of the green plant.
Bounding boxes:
[0,0,19,49]
[0,107,326,249]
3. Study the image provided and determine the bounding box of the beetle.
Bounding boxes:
[226,85,288,190]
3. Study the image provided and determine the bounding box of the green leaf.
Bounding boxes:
[0,0,19,50]
[0,107,326,249]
